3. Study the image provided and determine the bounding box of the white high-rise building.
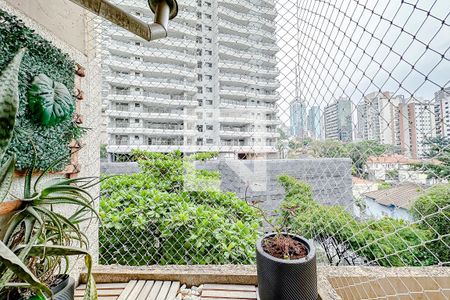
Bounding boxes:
[434,87,450,138]
[102,0,280,161]
[357,92,404,145]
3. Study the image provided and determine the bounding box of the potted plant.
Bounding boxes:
[248,176,318,300]
[0,49,98,300]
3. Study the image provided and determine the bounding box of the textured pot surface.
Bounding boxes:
[54,276,75,300]
[256,233,317,300]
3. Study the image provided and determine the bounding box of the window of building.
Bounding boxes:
[206,26,212,31]
[135,119,139,123]
[206,75,213,80]
[197,125,204,132]
[198,100,203,106]
[196,12,202,18]
[198,74,203,81]
[135,42,141,46]
[196,24,202,31]
[206,125,213,130]
[205,14,212,19]
[206,50,212,55]
[206,62,213,67]
[206,138,213,144]
[206,87,213,92]
[207,112,213,118]
[205,38,212,43]
[196,49,202,55]
[135,103,140,107]
[205,1,211,6]
[196,0,201,6]
[197,61,202,68]
[196,37,202,43]
[197,87,203,93]
[134,135,139,139]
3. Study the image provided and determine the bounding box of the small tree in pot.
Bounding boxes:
[249,175,318,300]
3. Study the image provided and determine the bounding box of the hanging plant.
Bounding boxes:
[27,73,74,126]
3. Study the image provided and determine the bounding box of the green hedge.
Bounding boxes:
[0,10,84,171]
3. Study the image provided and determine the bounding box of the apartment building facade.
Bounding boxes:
[357,92,404,145]
[435,87,450,138]
[324,97,353,142]
[358,92,436,159]
[102,0,280,161]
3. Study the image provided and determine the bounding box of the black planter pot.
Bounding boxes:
[256,233,317,300]
[51,275,75,300]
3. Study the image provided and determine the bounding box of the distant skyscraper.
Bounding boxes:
[307,106,322,139]
[324,97,353,142]
[407,99,436,158]
[290,99,307,138]
[434,87,450,138]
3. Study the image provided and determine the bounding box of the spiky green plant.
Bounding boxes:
[0,50,98,299]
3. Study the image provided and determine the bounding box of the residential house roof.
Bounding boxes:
[363,183,426,209]
[366,154,417,165]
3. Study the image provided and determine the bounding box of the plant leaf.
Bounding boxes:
[25,245,98,300]
[0,155,15,202]
[0,240,51,297]
[27,73,74,126]
[0,48,25,160]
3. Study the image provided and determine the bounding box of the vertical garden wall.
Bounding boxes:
[0,9,83,171]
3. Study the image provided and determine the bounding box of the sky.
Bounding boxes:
[273,0,450,123]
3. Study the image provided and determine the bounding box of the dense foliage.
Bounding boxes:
[411,183,450,265]
[0,10,83,171]
[99,151,260,265]
[411,137,450,180]
[279,175,437,266]
[310,140,393,177]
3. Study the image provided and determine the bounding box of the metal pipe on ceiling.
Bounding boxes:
[67,0,178,41]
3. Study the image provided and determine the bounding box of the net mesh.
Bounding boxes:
[82,0,449,282]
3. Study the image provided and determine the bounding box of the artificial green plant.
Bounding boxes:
[0,50,98,299]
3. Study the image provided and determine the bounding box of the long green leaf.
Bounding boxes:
[0,240,51,297]
[25,245,98,300]
[0,49,25,160]
[33,206,64,245]
[41,197,99,219]
[3,210,26,246]
[0,155,15,202]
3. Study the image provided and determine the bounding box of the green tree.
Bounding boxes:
[344,140,392,177]
[99,151,260,265]
[279,175,436,266]
[411,183,450,264]
[411,137,450,180]
[310,139,347,158]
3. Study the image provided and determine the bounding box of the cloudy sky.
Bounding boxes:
[274,0,450,121]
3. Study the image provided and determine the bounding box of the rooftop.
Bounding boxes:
[363,183,426,209]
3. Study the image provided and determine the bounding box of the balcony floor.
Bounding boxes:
[79,265,450,300]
